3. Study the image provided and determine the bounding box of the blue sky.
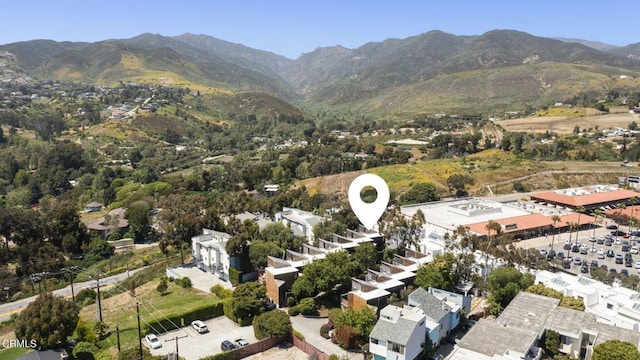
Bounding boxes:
[1,0,637,59]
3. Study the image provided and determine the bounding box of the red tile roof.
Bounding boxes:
[604,205,640,219]
[466,213,553,235]
[465,212,597,236]
[531,188,640,207]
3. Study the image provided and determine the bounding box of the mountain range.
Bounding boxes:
[3,29,640,116]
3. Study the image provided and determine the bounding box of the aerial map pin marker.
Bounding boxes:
[348,174,390,230]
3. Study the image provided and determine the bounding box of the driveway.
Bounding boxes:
[290,315,361,358]
[148,316,256,360]
[167,263,233,293]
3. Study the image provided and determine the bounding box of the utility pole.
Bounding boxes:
[136,302,143,360]
[68,269,75,302]
[165,335,188,359]
[95,274,103,322]
[116,325,121,353]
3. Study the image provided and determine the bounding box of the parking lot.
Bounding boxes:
[518,223,640,277]
[148,315,258,360]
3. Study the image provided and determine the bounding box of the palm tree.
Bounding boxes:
[593,209,603,238]
[575,206,585,244]
[551,214,561,250]
[484,220,502,279]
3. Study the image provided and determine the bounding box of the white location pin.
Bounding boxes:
[348,174,390,230]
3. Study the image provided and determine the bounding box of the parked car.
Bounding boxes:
[606,249,615,258]
[573,257,582,265]
[235,338,249,348]
[547,249,557,260]
[635,261,640,269]
[571,244,580,253]
[597,248,605,259]
[631,246,639,254]
[145,334,162,349]
[616,254,624,264]
[556,252,565,259]
[221,340,237,352]
[563,260,571,269]
[606,224,618,230]
[563,242,572,250]
[191,320,208,334]
[605,239,613,246]
[590,260,599,268]
[596,237,605,245]
[581,264,589,273]
[622,269,630,276]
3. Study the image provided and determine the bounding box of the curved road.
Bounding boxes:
[0,268,142,322]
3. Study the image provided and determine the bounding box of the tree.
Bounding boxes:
[125,200,153,243]
[551,214,561,250]
[249,239,284,270]
[253,310,292,339]
[44,200,90,254]
[260,222,303,251]
[156,277,168,294]
[381,207,425,250]
[486,266,534,313]
[592,339,640,360]
[330,307,377,337]
[415,253,456,291]
[15,292,79,349]
[559,296,585,311]
[398,183,440,205]
[230,282,268,324]
[542,330,561,358]
[291,251,361,299]
[72,341,99,360]
[352,242,378,272]
[446,174,474,197]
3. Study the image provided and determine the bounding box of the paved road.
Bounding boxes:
[0,268,142,322]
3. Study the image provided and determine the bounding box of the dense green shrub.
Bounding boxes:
[144,301,224,334]
[287,307,300,316]
[297,297,315,315]
[320,324,331,339]
[253,310,292,340]
[211,284,233,298]
[175,276,192,288]
[75,288,96,306]
[73,341,99,360]
[228,268,242,286]
[286,296,297,307]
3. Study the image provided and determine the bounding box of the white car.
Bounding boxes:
[145,334,162,349]
[597,248,605,259]
[631,246,638,254]
[191,320,208,334]
[634,261,640,269]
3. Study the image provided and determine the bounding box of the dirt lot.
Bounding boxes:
[495,111,639,134]
[244,343,308,360]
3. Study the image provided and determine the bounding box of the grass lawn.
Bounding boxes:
[0,347,31,360]
[79,279,222,356]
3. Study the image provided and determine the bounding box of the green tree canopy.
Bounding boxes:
[398,183,440,205]
[15,292,79,349]
[291,251,361,299]
[487,266,534,313]
[415,253,457,292]
[230,281,268,324]
[253,310,292,340]
[592,339,640,360]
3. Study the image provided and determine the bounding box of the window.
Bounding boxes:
[607,303,614,310]
[388,342,404,354]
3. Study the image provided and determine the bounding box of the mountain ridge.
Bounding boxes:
[2,29,640,116]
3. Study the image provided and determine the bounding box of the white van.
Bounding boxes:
[191,320,208,334]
